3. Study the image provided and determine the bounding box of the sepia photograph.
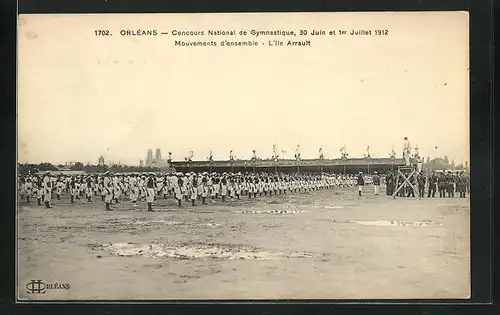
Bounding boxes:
[17,12,470,300]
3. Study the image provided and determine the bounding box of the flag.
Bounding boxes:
[281,149,288,154]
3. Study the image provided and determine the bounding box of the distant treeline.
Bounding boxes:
[424,156,467,171]
[18,156,467,176]
[17,162,165,176]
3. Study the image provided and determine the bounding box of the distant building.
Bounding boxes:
[146,149,153,167]
[170,157,408,174]
[145,148,170,168]
[139,160,144,167]
[98,155,105,166]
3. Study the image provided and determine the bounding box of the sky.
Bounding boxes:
[18,12,469,165]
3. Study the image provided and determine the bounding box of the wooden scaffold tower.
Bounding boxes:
[392,165,420,199]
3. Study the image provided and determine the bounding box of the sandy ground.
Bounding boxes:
[17,186,470,300]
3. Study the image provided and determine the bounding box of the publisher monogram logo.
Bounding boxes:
[26,280,46,294]
[26,280,70,294]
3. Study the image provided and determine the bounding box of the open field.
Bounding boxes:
[17,186,470,300]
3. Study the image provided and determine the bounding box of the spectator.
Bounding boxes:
[357,172,365,196]
[372,171,380,195]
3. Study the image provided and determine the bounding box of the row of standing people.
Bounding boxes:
[385,170,469,198]
[18,171,361,210]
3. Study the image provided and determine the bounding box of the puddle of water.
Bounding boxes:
[351,220,440,227]
[238,209,304,215]
[438,204,470,209]
[99,243,313,260]
[324,205,345,209]
[206,223,222,227]
[267,210,303,214]
[133,220,181,225]
[312,204,345,209]
[132,220,222,227]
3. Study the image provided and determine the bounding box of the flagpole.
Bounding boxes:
[273,144,278,174]
[207,150,213,173]
[341,145,347,174]
[229,150,235,173]
[295,145,300,174]
[366,145,371,175]
[252,150,257,174]
[319,146,324,174]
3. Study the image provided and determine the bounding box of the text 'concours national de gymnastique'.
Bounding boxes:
[93,28,390,48]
